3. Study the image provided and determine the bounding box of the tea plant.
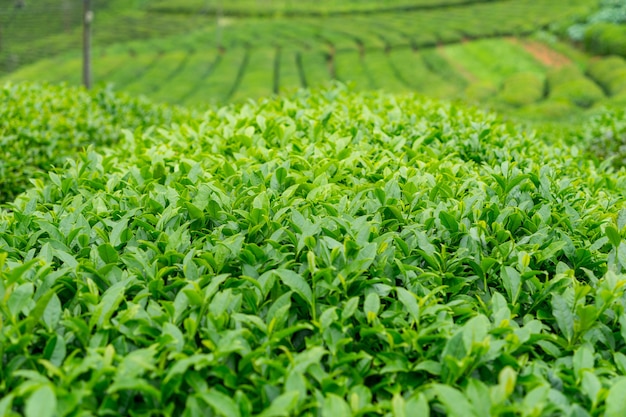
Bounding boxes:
[1,85,626,416]
[0,82,189,202]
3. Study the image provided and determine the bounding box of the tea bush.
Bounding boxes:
[587,56,626,96]
[583,22,626,57]
[546,67,605,108]
[514,100,581,122]
[1,85,626,416]
[581,106,626,169]
[498,72,545,107]
[546,66,586,88]
[0,83,189,202]
[550,79,605,108]
[464,81,498,103]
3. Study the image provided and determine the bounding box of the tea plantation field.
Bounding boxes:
[2,80,626,416]
[1,0,614,120]
[3,0,626,416]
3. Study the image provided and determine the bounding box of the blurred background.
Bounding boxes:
[1,0,625,121]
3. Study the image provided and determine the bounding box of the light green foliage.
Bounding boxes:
[515,100,581,122]
[499,72,545,107]
[443,39,545,84]
[464,81,498,102]
[0,83,188,202]
[547,66,605,108]
[578,107,626,168]
[587,56,626,96]
[547,65,586,88]
[1,0,599,117]
[1,84,626,415]
[550,79,605,108]
[148,0,502,16]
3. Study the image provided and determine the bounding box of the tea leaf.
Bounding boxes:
[605,377,626,417]
[24,385,56,417]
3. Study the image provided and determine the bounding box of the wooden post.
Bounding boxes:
[83,0,93,89]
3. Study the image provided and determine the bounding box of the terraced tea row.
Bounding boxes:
[148,0,511,16]
[2,0,597,109]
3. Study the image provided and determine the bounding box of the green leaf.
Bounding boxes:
[392,393,406,417]
[322,394,351,417]
[43,334,66,367]
[466,379,491,416]
[618,209,626,230]
[439,211,459,233]
[433,384,478,417]
[258,391,299,417]
[573,344,595,378]
[581,371,601,405]
[521,385,550,415]
[97,243,119,264]
[537,240,567,263]
[364,292,381,323]
[5,259,39,286]
[605,377,626,417]
[342,296,359,320]
[0,394,14,417]
[199,390,241,417]
[501,266,521,304]
[8,283,34,317]
[89,279,128,329]
[274,269,313,309]
[25,385,56,417]
[396,287,420,322]
[462,314,490,352]
[498,366,517,397]
[552,293,574,343]
[606,225,622,248]
[110,218,129,247]
[405,393,429,417]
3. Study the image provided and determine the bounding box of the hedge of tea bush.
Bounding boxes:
[582,22,626,58]
[1,85,626,416]
[578,106,626,169]
[0,83,189,202]
[498,72,545,107]
[546,66,605,109]
[587,56,626,97]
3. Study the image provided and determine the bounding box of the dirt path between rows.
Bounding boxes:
[508,38,571,68]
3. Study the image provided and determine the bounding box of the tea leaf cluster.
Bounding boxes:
[1,85,626,416]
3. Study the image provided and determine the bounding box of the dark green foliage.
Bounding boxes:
[582,107,626,168]
[2,85,626,416]
[498,72,544,107]
[587,56,626,96]
[0,83,188,202]
[583,22,626,57]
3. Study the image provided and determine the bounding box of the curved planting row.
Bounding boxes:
[1,0,596,108]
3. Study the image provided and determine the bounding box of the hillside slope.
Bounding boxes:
[0,0,598,113]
